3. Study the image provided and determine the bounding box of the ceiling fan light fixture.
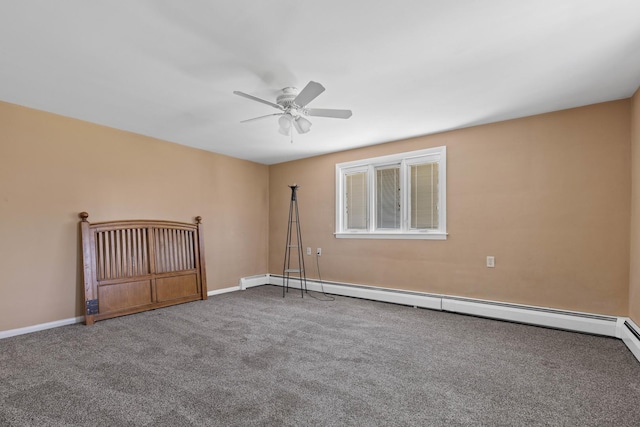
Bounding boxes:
[278,114,292,129]
[293,116,312,134]
[278,113,293,135]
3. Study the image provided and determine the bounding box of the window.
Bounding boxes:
[335,146,446,239]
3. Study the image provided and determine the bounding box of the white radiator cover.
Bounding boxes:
[262,274,633,355]
[621,318,640,361]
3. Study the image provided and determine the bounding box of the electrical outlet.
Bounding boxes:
[316,248,322,256]
[306,247,311,255]
[486,256,495,268]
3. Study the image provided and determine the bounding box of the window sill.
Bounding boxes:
[334,232,448,240]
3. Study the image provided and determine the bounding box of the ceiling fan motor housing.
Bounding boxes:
[277,87,299,109]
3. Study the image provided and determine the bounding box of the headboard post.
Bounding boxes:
[79,212,97,325]
[195,216,208,299]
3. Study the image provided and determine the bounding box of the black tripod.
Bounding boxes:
[282,185,307,297]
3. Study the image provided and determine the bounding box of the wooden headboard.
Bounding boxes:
[79,212,208,325]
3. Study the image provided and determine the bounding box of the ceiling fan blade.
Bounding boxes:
[305,108,353,119]
[233,91,283,110]
[293,81,325,107]
[240,113,283,123]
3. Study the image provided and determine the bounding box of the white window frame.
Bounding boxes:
[335,146,447,240]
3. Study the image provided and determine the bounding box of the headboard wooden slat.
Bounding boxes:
[79,212,208,325]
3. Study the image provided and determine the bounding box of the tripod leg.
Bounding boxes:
[282,191,294,298]
[293,195,307,296]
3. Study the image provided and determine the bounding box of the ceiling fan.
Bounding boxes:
[233,81,352,138]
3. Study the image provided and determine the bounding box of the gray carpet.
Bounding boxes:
[1,285,639,426]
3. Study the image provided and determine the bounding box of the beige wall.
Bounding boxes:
[630,88,640,323]
[269,100,631,316]
[0,101,269,331]
[1,95,635,332]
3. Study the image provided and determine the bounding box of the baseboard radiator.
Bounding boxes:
[622,320,640,361]
[260,274,640,362]
[259,274,624,336]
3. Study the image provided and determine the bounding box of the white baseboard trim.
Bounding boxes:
[208,286,240,296]
[269,275,620,337]
[239,274,270,290]
[0,316,84,340]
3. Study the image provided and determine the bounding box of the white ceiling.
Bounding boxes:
[1,1,640,165]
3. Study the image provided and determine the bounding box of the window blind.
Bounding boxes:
[376,167,401,229]
[410,162,438,229]
[345,172,367,229]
